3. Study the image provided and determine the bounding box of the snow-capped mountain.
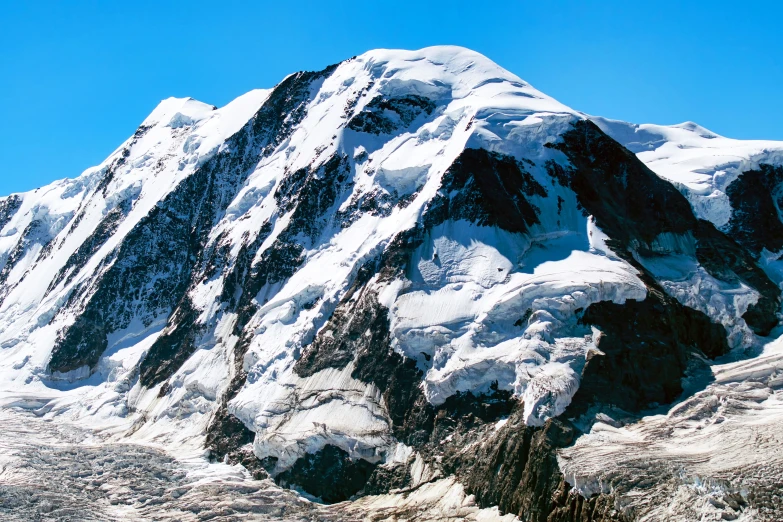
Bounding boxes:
[1,46,782,521]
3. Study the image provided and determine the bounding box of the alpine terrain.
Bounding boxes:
[1,46,782,521]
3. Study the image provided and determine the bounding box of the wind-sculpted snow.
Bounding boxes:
[0,46,781,520]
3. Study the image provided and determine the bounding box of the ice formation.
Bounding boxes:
[0,46,782,521]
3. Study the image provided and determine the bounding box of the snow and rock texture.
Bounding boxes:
[593,117,783,262]
[559,335,783,521]
[592,118,783,228]
[0,46,782,521]
[0,406,512,521]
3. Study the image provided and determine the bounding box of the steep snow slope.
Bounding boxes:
[0,88,271,440]
[0,90,270,363]
[593,117,783,249]
[594,117,783,344]
[0,46,781,521]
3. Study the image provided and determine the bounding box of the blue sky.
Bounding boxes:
[1,1,780,195]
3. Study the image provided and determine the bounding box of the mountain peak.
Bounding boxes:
[1,47,782,521]
[141,96,216,127]
[670,120,721,137]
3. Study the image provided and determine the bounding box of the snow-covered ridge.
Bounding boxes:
[592,116,783,228]
[0,45,781,520]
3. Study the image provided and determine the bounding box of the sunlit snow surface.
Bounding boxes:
[0,45,782,520]
[592,116,783,228]
[0,46,638,467]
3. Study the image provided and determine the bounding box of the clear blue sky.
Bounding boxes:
[2,1,781,195]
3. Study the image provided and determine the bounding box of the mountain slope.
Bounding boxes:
[593,117,783,256]
[0,46,781,521]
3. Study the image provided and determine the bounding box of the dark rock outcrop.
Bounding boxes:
[204,407,268,480]
[294,284,388,378]
[48,195,134,293]
[547,120,780,335]
[347,94,436,135]
[276,445,377,503]
[0,195,22,235]
[424,148,547,233]
[725,164,783,257]
[570,281,728,416]
[444,410,576,521]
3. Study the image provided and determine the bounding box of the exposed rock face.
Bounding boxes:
[545,120,697,248]
[0,196,22,244]
[276,444,377,503]
[424,148,547,233]
[548,120,781,336]
[347,94,437,135]
[571,283,728,415]
[449,414,576,520]
[726,164,783,256]
[49,65,339,377]
[0,46,781,521]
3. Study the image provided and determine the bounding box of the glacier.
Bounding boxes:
[0,46,782,521]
